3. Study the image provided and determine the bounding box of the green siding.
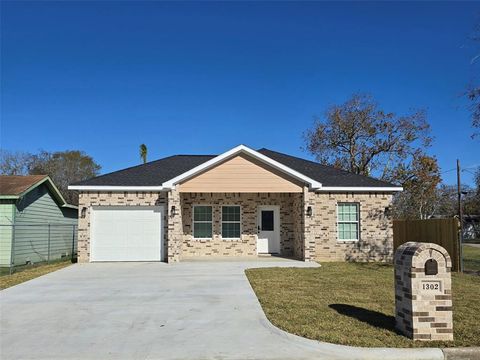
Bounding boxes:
[0,201,15,266]
[11,184,77,266]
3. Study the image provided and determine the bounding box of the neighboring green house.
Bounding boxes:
[0,175,77,267]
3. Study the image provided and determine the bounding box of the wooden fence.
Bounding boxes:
[393,218,460,272]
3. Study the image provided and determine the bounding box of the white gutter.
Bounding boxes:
[68,185,169,191]
[317,186,403,192]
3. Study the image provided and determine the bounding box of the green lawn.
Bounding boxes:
[463,245,480,272]
[0,261,72,290]
[246,262,480,348]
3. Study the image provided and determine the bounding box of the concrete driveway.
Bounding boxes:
[0,259,443,360]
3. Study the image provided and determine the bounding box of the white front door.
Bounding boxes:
[257,206,280,254]
[90,206,164,262]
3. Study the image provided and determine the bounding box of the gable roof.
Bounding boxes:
[69,145,402,192]
[0,175,77,208]
[0,175,49,196]
[162,145,322,189]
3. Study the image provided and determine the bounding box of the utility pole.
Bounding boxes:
[457,159,464,272]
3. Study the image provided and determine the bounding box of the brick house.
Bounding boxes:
[69,145,402,263]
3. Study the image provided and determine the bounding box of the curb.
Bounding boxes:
[443,348,480,360]
[245,264,477,360]
[260,315,444,360]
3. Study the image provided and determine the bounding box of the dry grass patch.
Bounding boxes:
[0,261,72,290]
[246,262,480,348]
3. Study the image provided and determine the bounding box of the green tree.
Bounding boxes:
[139,144,148,164]
[29,150,101,205]
[391,155,442,219]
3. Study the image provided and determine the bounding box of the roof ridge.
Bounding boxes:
[0,174,48,178]
[259,148,333,167]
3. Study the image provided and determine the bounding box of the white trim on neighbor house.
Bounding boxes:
[62,204,79,210]
[318,186,403,192]
[162,144,323,190]
[68,185,168,191]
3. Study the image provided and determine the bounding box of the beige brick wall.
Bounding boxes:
[292,193,304,259]
[311,192,394,262]
[77,191,168,263]
[77,190,393,263]
[179,192,300,259]
[167,188,182,262]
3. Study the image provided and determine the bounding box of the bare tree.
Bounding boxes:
[467,21,480,137]
[0,150,32,175]
[304,94,432,181]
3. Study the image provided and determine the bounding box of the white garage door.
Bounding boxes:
[91,206,164,262]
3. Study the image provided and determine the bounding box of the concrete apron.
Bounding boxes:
[1,260,445,360]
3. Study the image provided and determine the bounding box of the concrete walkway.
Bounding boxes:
[0,260,443,360]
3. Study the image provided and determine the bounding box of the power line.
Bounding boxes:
[462,169,477,175]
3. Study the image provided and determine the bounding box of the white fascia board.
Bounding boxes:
[68,185,169,191]
[62,204,79,209]
[318,186,403,192]
[162,144,323,189]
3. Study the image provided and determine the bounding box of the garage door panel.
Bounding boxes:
[91,207,163,262]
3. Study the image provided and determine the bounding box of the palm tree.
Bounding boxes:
[139,144,147,164]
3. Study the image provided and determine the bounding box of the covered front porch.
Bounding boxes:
[167,191,312,262]
[164,149,320,263]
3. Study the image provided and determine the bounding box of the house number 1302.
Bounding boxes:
[422,283,439,290]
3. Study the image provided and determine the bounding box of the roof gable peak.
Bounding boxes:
[162,144,322,189]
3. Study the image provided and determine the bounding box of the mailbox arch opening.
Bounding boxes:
[424,259,438,275]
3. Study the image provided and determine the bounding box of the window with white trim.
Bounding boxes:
[193,205,213,238]
[337,203,359,241]
[221,206,241,238]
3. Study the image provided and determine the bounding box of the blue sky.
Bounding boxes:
[1,1,479,185]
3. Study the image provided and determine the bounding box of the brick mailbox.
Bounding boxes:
[394,242,453,341]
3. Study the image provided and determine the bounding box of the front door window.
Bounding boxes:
[261,210,274,231]
[257,206,280,254]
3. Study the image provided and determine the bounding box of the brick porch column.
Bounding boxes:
[167,187,182,263]
[303,187,317,261]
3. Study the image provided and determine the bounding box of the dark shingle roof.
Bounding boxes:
[72,148,398,188]
[257,149,398,188]
[71,155,215,186]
